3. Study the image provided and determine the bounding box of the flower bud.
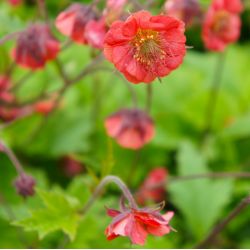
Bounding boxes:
[14,173,36,198]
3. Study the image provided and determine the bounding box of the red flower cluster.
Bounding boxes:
[165,0,201,26]
[13,24,60,70]
[136,167,167,205]
[105,203,174,245]
[202,0,243,52]
[104,10,186,83]
[104,109,155,150]
[55,3,107,49]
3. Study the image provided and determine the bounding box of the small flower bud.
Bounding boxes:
[14,173,36,198]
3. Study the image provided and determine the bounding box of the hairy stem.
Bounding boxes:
[196,194,250,248]
[0,32,20,46]
[146,84,153,113]
[81,175,138,214]
[0,141,24,174]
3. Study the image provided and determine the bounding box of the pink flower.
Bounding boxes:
[104,109,155,150]
[136,168,167,205]
[105,202,174,245]
[103,0,127,24]
[165,0,201,26]
[202,0,243,51]
[13,24,60,70]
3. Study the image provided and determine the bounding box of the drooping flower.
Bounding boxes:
[14,173,36,198]
[103,0,127,25]
[55,3,107,49]
[164,0,202,26]
[12,24,60,70]
[104,10,186,84]
[84,18,107,49]
[105,201,174,245]
[136,167,167,205]
[104,109,155,150]
[202,0,243,52]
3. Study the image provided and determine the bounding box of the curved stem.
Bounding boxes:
[81,175,138,214]
[0,141,24,175]
[0,32,20,46]
[196,194,250,248]
[203,52,226,138]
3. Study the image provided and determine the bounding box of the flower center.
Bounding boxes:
[132,29,166,66]
[212,11,230,34]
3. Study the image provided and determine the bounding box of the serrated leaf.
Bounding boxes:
[169,141,233,240]
[12,189,80,241]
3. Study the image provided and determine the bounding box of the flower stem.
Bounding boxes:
[81,175,138,214]
[195,194,250,248]
[146,84,153,113]
[203,52,226,139]
[0,141,24,175]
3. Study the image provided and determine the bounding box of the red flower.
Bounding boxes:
[105,203,174,245]
[104,10,186,84]
[55,3,106,49]
[104,109,155,150]
[14,173,36,198]
[136,168,167,205]
[202,0,243,52]
[12,24,60,70]
[165,0,201,26]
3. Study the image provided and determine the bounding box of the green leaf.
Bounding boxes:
[12,188,80,241]
[169,141,233,240]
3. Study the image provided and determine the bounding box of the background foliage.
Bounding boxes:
[0,0,250,248]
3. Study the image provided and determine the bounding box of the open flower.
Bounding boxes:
[164,0,201,26]
[104,10,186,83]
[105,201,174,245]
[104,109,155,150]
[202,0,243,52]
[136,167,167,205]
[13,24,60,70]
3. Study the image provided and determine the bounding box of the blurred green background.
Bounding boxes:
[0,0,250,248]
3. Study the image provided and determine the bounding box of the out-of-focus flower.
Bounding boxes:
[202,0,243,52]
[136,168,167,205]
[103,0,127,25]
[84,18,107,49]
[104,109,155,150]
[0,76,10,93]
[34,100,55,115]
[105,200,174,245]
[12,24,60,70]
[14,173,36,198]
[60,156,84,177]
[8,0,22,6]
[164,0,201,26]
[0,76,21,122]
[56,3,107,48]
[104,10,186,84]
